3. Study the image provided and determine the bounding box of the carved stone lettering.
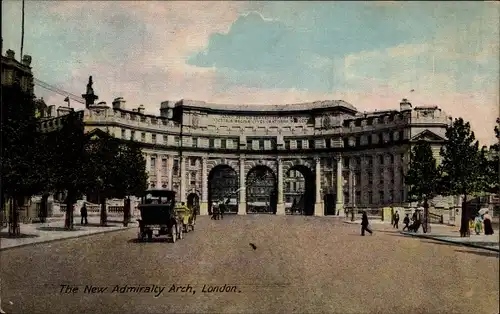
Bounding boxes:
[212,115,308,124]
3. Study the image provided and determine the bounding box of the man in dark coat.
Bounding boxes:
[80,204,88,225]
[361,211,373,236]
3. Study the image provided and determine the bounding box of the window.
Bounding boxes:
[325,138,331,148]
[221,139,227,149]
[368,191,373,204]
[379,191,384,203]
[285,140,291,150]
[378,134,383,144]
[209,138,215,148]
[190,158,196,166]
[368,156,373,166]
[355,191,361,204]
[121,129,126,139]
[296,140,303,149]
[368,172,373,185]
[379,155,384,165]
[259,139,265,149]
[151,158,156,171]
[308,139,315,149]
[130,130,135,140]
[343,157,350,168]
[399,130,404,141]
[140,116,146,123]
[163,135,168,144]
[173,160,179,176]
[152,134,156,144]
[390,154,394,164]
[174,136,180,145]
[162,159,167,174]
[141,132,146,142]
[192,137,198,148]
[246,140,252,149]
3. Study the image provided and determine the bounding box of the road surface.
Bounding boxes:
[1,215,498,314]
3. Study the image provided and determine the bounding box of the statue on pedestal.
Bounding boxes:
[82,75,99,108]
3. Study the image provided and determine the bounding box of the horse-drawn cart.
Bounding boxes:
[137,189,183,242]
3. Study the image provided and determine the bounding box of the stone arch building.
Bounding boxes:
[79,97,451,216]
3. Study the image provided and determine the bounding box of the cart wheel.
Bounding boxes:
[171,226,177,243]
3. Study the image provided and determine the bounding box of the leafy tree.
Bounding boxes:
[486,118,500,194]
[439,118,487,237]
[0,85,40,231]
[405,141,442,231]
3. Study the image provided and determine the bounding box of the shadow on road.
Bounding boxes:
[80,223,119,228]
[0,232,39,239]
[36,227,84,232]
[454,249,499,258]
[127,238,173,244]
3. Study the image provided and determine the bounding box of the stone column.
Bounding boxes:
[335,154,344,216]
[155,154,162,188]
[314,157,324,216]
[167,155,173,190]
[238,158,246,215]
[179,156,186,203]
[145,153,151,185]
[200,157,209,216]
[276,158,285,215]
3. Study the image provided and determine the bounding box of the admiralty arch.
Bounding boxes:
[51,96,449,217]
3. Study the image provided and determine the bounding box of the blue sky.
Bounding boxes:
[2,1,499,144]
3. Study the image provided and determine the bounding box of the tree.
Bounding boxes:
[1,85,40,233]
[439,118,487,237]
[404,141,442,232]
[486,118,500,194]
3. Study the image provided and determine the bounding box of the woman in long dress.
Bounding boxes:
[474,214,483,235]
[482,211,494,235]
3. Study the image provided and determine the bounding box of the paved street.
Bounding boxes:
[1,215,498,314]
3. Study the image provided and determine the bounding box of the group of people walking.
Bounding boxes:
[470,209,494,235]
[210,201,226,220]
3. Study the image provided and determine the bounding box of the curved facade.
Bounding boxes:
[76,97,451,216]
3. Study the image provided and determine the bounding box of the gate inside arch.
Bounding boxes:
[246,165,277,214]
[283,160,316,216]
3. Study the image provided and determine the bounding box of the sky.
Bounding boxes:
[2,1,499,145]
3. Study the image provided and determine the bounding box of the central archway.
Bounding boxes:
[285,165,315,216]
[208,165,239,214]
[246,165,277,214]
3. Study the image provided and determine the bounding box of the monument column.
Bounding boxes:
[335,154,344,216]
[276,158,285,215]
[166,155,173,190]
[179,156,187,203]
[238,158,247,215]
[200,157,209,216]
[314,157,324,216]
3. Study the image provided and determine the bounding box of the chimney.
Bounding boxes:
[22,55,32,66]
[112,97,126,109]
[400,98,412,111]
[6,49,15,59]
[138,104,145,114]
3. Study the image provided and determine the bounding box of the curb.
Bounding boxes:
[0,226,135,252]
[400,232,500,253]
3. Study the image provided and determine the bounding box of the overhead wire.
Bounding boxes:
[33,78,85,104]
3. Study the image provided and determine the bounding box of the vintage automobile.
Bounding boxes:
[137,189,183,242]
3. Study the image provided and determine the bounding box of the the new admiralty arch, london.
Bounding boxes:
[41,97,452,217]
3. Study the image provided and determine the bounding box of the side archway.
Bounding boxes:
[187,193,200,214]
[285,164,315,216]
[246,165,277,214]
[208,165,239,214]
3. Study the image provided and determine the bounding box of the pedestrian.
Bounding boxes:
[483,210,494,235]
[393,211,400,229]
[361,210,373,236]
[80,203,88,225]
[474,213,483,235]
[402,214,410,231]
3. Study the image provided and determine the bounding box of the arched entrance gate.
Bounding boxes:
[246,165,277,214]
[207,165,239,214]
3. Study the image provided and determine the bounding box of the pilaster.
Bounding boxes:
[145,153,151,184]
[276,158,285,215]
[335,154,344,216]
[200,157,208,215]
[180,156,186,203]
[314,157,324,216]
[238,158,247,215]
[167,155,173,190]
[155,154,162,188]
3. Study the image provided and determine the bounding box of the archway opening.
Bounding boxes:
[208,165,239,214]
[187,193,200,214]
[285,165,315,216]
[246,165,277,214]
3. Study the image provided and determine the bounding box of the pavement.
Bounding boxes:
[344,219,500,252]
[0,216,136,251]
[1,215,498,314]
